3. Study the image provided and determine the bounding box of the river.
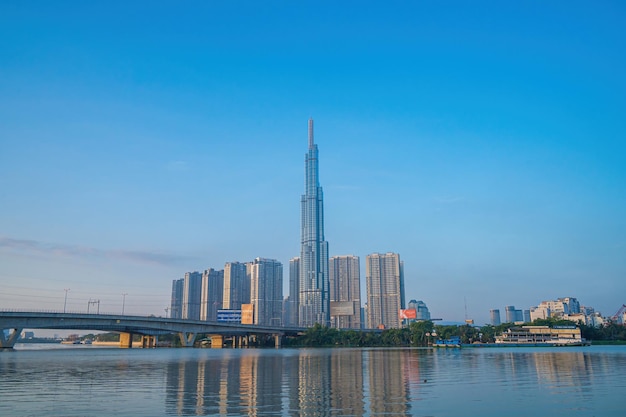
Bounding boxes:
[1,344,624,416]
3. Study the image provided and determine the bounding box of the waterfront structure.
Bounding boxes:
[249,257,283,326]
[495,325,586,346]
[200,268,224,321]
[182,271,202,320]
[365,252,405,329]
[490,309,501,326]
[329,255,361,329]
[170,278,184,319]
[223,262,250,310]
[299,119,330,327]
[288,257,300,326]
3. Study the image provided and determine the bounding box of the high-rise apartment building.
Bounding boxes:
[329,255,361,329]
[288,257,300,327]
[182,271,202,320]
[223,262,250,310]
[299,119,330,327]
[200,268,224,321]
[170,278,184,319]
[365,252,405,329]
[505,305,516,323]
[490,309,501,326]
[249,257,283,326]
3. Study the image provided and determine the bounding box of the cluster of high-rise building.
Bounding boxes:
[490,297,605,327]
[171,258,283,326]
[170,119,425,329]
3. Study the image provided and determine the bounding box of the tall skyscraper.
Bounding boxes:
[365,252,405,329]
[223,262,250,310]
[299,119,330,327]
[329,255,361,329]
[288,257,300,326]
[249,257,283,326]
[182,271,202,320]
[490,309,501,326]
[200,268,224,321]
[170,278,184,319]
[505,305,516,323]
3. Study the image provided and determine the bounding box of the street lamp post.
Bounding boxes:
[63,288,70,313]
[87,299,100,314]
[122,293,128,315]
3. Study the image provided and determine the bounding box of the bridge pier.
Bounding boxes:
[119,332,133,348]
[178,332,197,347]
[141,335,157,348]
[274,334,282,348]
[209,335,223,348]
[0,328,23,350]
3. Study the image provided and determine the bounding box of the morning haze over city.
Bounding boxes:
[1,2,625,327]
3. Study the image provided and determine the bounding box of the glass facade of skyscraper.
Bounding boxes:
[299,119,330,327]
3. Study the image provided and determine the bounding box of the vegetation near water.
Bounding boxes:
[285,318,626,348]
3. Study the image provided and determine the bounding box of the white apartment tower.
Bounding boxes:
[365,252,405,329]
[249,257,283,326]
[223,262,250,310]
[200,268,224,321]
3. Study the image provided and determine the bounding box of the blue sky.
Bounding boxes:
[1,1,625,324]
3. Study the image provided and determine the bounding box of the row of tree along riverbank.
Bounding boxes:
[284,318,626,348]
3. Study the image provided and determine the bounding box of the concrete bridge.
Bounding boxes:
[0,311,305,349]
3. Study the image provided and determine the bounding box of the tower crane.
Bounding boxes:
[611,304,626,323]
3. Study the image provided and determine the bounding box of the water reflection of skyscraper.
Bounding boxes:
[331,350,365,415]
[164,349,413,415]
[366,350,411,416]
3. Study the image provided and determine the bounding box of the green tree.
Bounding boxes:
[408,320,434,346]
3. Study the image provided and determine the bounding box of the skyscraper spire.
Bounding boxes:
[308,118,314,149]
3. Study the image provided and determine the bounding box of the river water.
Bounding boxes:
[1,344,624,416]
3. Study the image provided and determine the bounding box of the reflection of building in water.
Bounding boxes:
[165,349,412,416]
[532,351,590,393]
[239,354,283,416]
[297,352,332,416]
[366,350,410,416]
[165,356,244,416]
[331,350,365,415]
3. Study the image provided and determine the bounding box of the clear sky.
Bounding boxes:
[1,1,625,325]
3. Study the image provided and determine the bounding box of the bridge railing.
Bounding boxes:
[0,308,164,318]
